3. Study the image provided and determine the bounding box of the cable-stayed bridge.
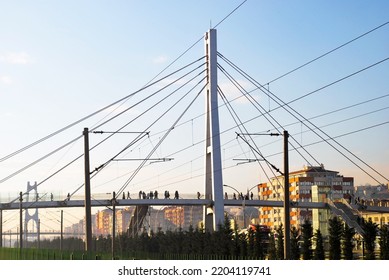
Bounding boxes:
[1,25,388,260]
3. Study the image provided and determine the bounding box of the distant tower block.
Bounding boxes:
[24,181,40,241]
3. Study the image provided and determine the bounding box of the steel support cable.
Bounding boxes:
[266,121,389,159]
[218,86,278,186]
[285,57,389,105]
[115,84,207,198]
[0,56,205,164]
[1,63,205,187]
[219,54,389,183]
[55,75,208,197]
[0,137,82,185]
[263,93,389,134]
[212,0,248,29]
[299,106,389,136]
[217,63,320,168]
[266,21,389,85]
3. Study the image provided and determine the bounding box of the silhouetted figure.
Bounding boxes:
[127,191,130,199]
[123,192,125,199]
[139,191,142,199]
[174,190,179,199]
[50,193,54,201]
[142,191,146,199]
[67,193,70,201]
[149,191,154,199]
[154,190,158,199]
[197,191,201,199]
[233,193,237,200]
[225,192,228,200]
[250,192,254,200]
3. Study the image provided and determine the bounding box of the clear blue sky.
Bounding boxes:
[1,0,388,208]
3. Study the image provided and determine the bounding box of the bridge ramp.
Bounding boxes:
[127,205,149,237]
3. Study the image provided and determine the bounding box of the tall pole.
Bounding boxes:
[19,191,23,255]
[37,219,40,249]
[111,192,116,260]
[283,130,290,260]
[60,210,63,252]
[204,28,224,231]
[0,210,2,248]
[83,127,92,253]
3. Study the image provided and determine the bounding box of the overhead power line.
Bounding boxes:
[266,21,389,85]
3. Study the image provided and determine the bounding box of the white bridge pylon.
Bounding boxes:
[203,29,224,231]
[24,181,40,238]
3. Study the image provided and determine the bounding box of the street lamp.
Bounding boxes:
[223,184,248,228]
[223,184,240,199]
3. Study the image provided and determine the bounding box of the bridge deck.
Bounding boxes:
[1,198,389,213]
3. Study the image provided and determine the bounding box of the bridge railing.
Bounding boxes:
[0,191,208,204]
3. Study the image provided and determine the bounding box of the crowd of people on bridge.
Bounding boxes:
[122,190,257,200]
[225,191,255,200]
[131,190,181,199]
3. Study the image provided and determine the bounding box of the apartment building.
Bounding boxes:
[258,165,354,235]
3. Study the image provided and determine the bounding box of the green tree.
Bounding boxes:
[267,231,277,260]
[362,218,378,260]
[238,232,248,258]
[379,225,389,260]
[301,219,313,260]
[342,223,355,260]
[275,224,284,260]
[290,226,300,260]
[247,227,255,258]
[328,216,343,260]
[313,229,325,260]
[253,225,265,259]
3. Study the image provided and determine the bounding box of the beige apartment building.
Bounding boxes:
[258,165,354,235]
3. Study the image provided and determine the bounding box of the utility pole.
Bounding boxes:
[111,192,117,260]
[283,130,290,260]
[0,210,2,248]
[60,210,63,252]
[37,219,40,249]
[83,127,92,254]
[19,191,23,255]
